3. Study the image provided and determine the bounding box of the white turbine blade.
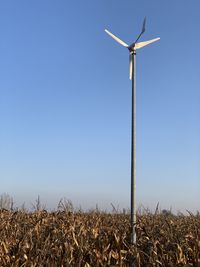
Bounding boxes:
[135,37,160,49]
[105,29,128,47]
[129,54,133,80]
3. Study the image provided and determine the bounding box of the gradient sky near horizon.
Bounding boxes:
[0,0,199,212]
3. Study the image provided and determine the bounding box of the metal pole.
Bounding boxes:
[130,50,136,244]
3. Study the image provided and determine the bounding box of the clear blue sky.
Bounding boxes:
[0,0,199,212]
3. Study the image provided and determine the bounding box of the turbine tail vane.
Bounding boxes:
[141,17,146,34]
[134,17,146,43]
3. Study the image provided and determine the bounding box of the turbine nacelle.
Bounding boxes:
[128,45,136,53]
[105,18,160,79]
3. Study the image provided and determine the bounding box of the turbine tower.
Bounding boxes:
[105,18,160,244]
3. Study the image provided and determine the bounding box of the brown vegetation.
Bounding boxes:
[0,207,199,266]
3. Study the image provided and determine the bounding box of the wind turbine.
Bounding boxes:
[105,18,160,244]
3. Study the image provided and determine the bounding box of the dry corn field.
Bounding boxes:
[0,209,199,266]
